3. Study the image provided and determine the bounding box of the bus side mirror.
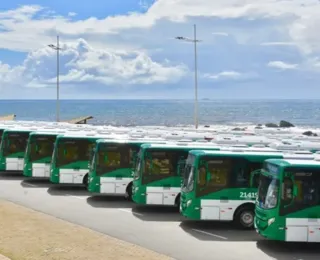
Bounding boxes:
[206,171,211,182]
[250,169,261,188]
[293,185,298,197]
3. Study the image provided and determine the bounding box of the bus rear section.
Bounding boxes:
[180,150,315,229]
[88,140,139,197]
[0,129,31,173]
[88,138,169,199]
[255,158,320,242]
[23,133,59,178]
[132,143,221,207]
[50,134,105,185]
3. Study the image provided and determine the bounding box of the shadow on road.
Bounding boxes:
[0,172,25,180]
[20,178,53,188]
[180,220,258,241]
[131,205,182,222]
[257,240,320,260]
[87,195,133,209]
[47,185,90,196]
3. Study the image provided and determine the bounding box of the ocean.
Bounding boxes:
[0,99,319,128]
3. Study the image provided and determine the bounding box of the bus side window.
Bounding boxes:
[281,177,293,206]
[197,166,206,186]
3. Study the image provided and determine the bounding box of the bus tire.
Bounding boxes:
[175,194,181,208]
[234,204,255,230]
[83,174,88,188]
[125,183,133,201]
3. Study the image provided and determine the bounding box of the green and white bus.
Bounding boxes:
[255,158,320,242]
[23,130,66,178]
[88,138,172,198]
[180,150,315,229]
[50,132,124,185]
[0,127,41,173]
[132,143,222,206]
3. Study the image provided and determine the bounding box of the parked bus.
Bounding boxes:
[50,132,126,185]
[255,158,320,242]
[23,130,66,178]
[180,149,315,229]
[88,138,170,199]
[0,128,40,173]
[132,143,222,207]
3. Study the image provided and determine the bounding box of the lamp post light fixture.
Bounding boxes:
[48,36,62,122]
[175,24,201,129]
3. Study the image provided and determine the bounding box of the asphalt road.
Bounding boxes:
[0,173,319,260]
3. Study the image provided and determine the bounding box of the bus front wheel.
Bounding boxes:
[83,174,88,188]
[234,206,255,230]
[125,183,133,201]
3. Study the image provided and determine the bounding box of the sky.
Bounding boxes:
[0,0,320,99]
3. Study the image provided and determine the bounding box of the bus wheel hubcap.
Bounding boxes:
[241,212,253,226]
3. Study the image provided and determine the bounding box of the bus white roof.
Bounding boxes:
[57,132,127,139]
[31,130,67,135]
[193,149,315,159]
[281,159,320,166]
[142,142,221,149]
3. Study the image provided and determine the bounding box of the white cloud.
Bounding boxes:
[1,1,320,98]
[68,12,77,17]
[267,61,298,70]
[203,71,256,81]
[0,1,320,53]
[260,42,297,47]
[0,38,187,89]
[212,32,229,37]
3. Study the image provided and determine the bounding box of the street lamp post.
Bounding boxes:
[175,24,201,129]
[48,36,62,122]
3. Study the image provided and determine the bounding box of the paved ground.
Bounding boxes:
[0,173,319,260]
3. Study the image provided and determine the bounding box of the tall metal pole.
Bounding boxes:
[193,24,198,129]
[175,26,201,129]
[56,35,60,122]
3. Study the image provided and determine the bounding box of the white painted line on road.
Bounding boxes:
[191,229,228,240]
[65,194,86,200]
[118,208,144,217]
[23,183,38,187]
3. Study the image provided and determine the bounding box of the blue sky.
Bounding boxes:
[0,0,320,99]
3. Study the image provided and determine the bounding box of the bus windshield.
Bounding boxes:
[182,155,196,192]
[55,138,95,167]
[134,150,142,180]
[184,166,195,192]
[257,174,280,209]
[142,149,188,185]
[28,135,56,162]
[0,129,3,146]
[95,144,136,175]
[3,132,29,156]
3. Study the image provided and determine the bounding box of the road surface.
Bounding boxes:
[0,173,319,260]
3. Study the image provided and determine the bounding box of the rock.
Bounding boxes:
[265,123,278,128]
[302,131,318,137]
[204,125,210,128]
[279,120,295,128]
[255,126,263,129]
[257,124,262,127]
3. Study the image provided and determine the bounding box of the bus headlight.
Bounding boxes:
[187,200,192,207]
[268,218,275,226]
